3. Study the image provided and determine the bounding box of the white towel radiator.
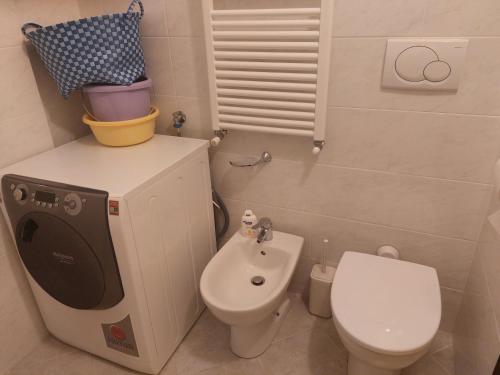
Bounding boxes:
[202,1,334,154]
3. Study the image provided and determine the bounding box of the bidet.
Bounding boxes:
[200,230,303,358]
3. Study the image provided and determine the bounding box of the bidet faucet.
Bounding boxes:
[252,217,273,243]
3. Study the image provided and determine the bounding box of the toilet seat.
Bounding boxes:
[331,252,441,356]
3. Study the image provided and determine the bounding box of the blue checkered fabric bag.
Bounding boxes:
[21,0,146,99]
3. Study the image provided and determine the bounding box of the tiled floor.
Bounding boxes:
[7,294,454,375]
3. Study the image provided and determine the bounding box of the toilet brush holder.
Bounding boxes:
[309,264,336,318]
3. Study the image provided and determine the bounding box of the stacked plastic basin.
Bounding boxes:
[82,78,159,147]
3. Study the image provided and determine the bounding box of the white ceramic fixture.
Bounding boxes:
[382,39,468,91]
[200,231,303,358]
[0,135,216,374]
[331,252,441,375]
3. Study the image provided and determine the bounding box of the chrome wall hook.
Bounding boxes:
[229,152,272,167]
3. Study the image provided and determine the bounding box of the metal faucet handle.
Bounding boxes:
[252,217,272,230]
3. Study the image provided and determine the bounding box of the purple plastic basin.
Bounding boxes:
[83,78,153,122]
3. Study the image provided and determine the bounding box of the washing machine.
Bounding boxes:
[0,135,216,374]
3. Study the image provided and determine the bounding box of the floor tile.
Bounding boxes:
[430,331,453,354]
[6,293,454,375]
[7,337,94,375]
[432,346,455,374]
[171,311,239,375]
[403,357,451,375]
[274,294,320,342]
[260,327,347,375]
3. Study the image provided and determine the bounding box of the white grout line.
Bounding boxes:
[430,355,455,375]
[332,35,500,40]
[331,105,500,120]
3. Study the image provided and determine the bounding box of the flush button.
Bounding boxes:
[423,60,451,82]
[395,46,438,82]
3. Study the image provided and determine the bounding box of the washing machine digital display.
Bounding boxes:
[34,190,56,203]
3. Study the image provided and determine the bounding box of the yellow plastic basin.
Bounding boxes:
[83,106,160,147]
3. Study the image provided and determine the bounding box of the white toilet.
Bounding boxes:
[331,251,441,375]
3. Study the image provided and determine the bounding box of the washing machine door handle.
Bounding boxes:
[20,218,38,242]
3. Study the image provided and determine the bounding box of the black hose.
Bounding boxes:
[212,189,229,245]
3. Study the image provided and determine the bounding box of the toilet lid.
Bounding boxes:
[331,252,441,355]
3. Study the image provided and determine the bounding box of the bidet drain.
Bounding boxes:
[251,276,265,286]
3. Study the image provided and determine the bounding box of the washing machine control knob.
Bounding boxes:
[63,193,82,216]
[13,187,27,202]
[65,200,77,209]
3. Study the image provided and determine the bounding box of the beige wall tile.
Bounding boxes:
[0,110,54,169]
[464,248,488,297]
[99,0,168,37]
[0,46,44,122]
[324,108,500,183]
[164,0,203,37]
[333,0,500,37]
[169,37,208,98]
[216,108,500,185]
[141,37,176,96]
[137,0,169,37]
[440,287,462,332]
[328,38,500,116]
[75,0,102,18]
[0,1,23,48]
[216,130,314,164]
[175,97,213,139]
[15,0,80,26]
[152,95,178,136]
[211,152,491,240]
[25,44,88,146]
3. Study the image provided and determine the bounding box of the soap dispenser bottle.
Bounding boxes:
[240,209,257,238]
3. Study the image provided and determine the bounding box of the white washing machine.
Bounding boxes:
[0,135,216,374]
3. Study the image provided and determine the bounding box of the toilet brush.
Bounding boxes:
[321,238,328,273]
[309,238,336,318]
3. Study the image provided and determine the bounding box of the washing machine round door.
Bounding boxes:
[16,212,105,310]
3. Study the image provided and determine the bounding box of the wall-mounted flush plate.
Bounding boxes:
[382,39,468,91]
